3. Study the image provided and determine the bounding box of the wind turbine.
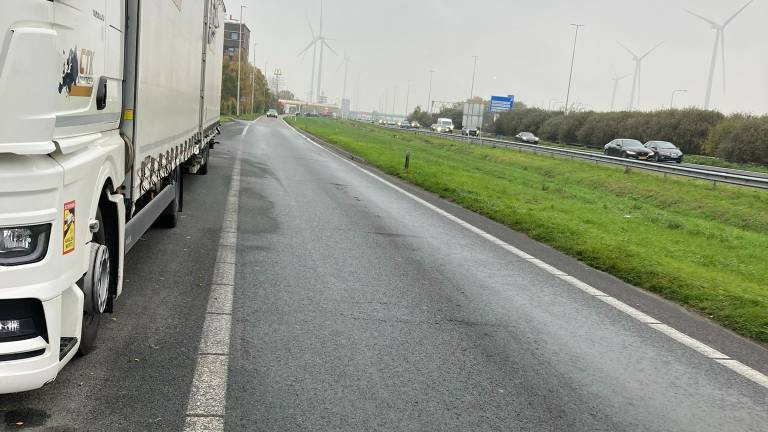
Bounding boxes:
[314,0,336,103]
[298,13,319,105]
[610,73,630,111]
[618,41,663,110]
[684,0,753,110]
[335,53,351,117]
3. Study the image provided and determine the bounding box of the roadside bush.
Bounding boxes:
[713,116,768,165]
[492,108,725,153]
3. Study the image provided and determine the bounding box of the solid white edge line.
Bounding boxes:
[283,119,768,391]
[184,131,246,430]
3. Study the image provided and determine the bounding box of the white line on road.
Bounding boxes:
[183,134,245,431]
[286,120,768,391]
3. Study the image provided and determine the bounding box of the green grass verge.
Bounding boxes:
[493,134,768,175]
[221,113,261,122]
[287,116,768,343]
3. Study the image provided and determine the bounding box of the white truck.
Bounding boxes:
[0,0,226,393]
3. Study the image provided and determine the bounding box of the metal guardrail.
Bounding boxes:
[381,126,768,190]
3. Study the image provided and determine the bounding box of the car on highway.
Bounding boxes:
[434,118,454,133]
[645,141,684,163]
[604,139,655,161]
[266,109,279,118]
[515,132,540,143]
[398,120,412,128]
[387,120,397,126]
[410,121,421,129]
[462,127,481,137]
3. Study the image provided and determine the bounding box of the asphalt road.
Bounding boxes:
[2,118,767,431]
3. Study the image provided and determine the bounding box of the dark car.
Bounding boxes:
[515,132,539,143]
[461,127,480,137]
[645,141,684,163]
[604,139,655,161]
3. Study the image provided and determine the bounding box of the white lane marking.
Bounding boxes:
[649,323,730,359]
[184,139,244,431]
[284,120,768,391]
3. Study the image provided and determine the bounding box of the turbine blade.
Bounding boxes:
[721,31,726,93]
[683,8,719,27]
[305,12,316,38]
[617,41,638,59]
[640,41,664,60]
[297,39,317,57]
[323,40,338,56]
[724,0,754,26]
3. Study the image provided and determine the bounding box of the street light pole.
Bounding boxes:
[427,70,434,114]
[263,61,268,111]
[236,4,247,116]
[392,86,397,122]
[405,81,410,116]
[564,23,584,114]
[670,89,688,109]
[251,40,257,114]
[469,56,478,100]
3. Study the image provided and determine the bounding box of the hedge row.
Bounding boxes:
[406,104,767,165]
[491,108,728,156]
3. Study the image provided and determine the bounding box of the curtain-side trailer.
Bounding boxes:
[0,0,225,394]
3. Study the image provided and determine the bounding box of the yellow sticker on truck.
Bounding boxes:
[63,201,76,255]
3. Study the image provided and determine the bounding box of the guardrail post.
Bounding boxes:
[404,151,411,170]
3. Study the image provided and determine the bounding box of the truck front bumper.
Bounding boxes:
[0,154,86,393]
[0,282,83,394]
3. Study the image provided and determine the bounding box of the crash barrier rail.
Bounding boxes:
[379,125,768,190]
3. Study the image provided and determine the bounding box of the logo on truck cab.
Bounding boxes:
[58,47,95,97]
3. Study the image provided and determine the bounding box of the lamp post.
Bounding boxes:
[564,23,584,114]
[236,4,247,116]
[405,81,410,117]
[251,41,258,114]
[469,56,478,100]
[427,70,434,114]
[670,89,688,109]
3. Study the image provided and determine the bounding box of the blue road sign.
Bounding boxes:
[489,95,514,112]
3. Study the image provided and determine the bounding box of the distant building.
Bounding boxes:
[223,19,250,60]
[318,95,329,105]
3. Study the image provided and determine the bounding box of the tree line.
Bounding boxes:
[221,49,272,116]
[409,102,768,165]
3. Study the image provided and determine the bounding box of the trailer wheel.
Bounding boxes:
[79,208,109,355]
[157,167,181,228]
[198,147,209,175]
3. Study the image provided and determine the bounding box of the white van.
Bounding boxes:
[436,118,455,133]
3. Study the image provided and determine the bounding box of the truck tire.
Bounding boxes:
[198,147,209,175]
[79,208,109,355]
[157,168,181,228]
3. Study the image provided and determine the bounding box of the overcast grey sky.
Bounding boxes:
[228,0,768,115]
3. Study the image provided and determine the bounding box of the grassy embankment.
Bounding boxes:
[288,117,768,343]
[491,134,768,174]
[221,112,260,122]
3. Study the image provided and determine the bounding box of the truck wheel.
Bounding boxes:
[198,147,209,175]
[157,168,181,228]
[79,209,110,355]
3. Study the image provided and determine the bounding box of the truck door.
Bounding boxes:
[53,0,122,140]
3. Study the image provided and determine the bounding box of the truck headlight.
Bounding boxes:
[0,224,51,266]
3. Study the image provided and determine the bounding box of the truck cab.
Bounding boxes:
[0,0,224,394]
